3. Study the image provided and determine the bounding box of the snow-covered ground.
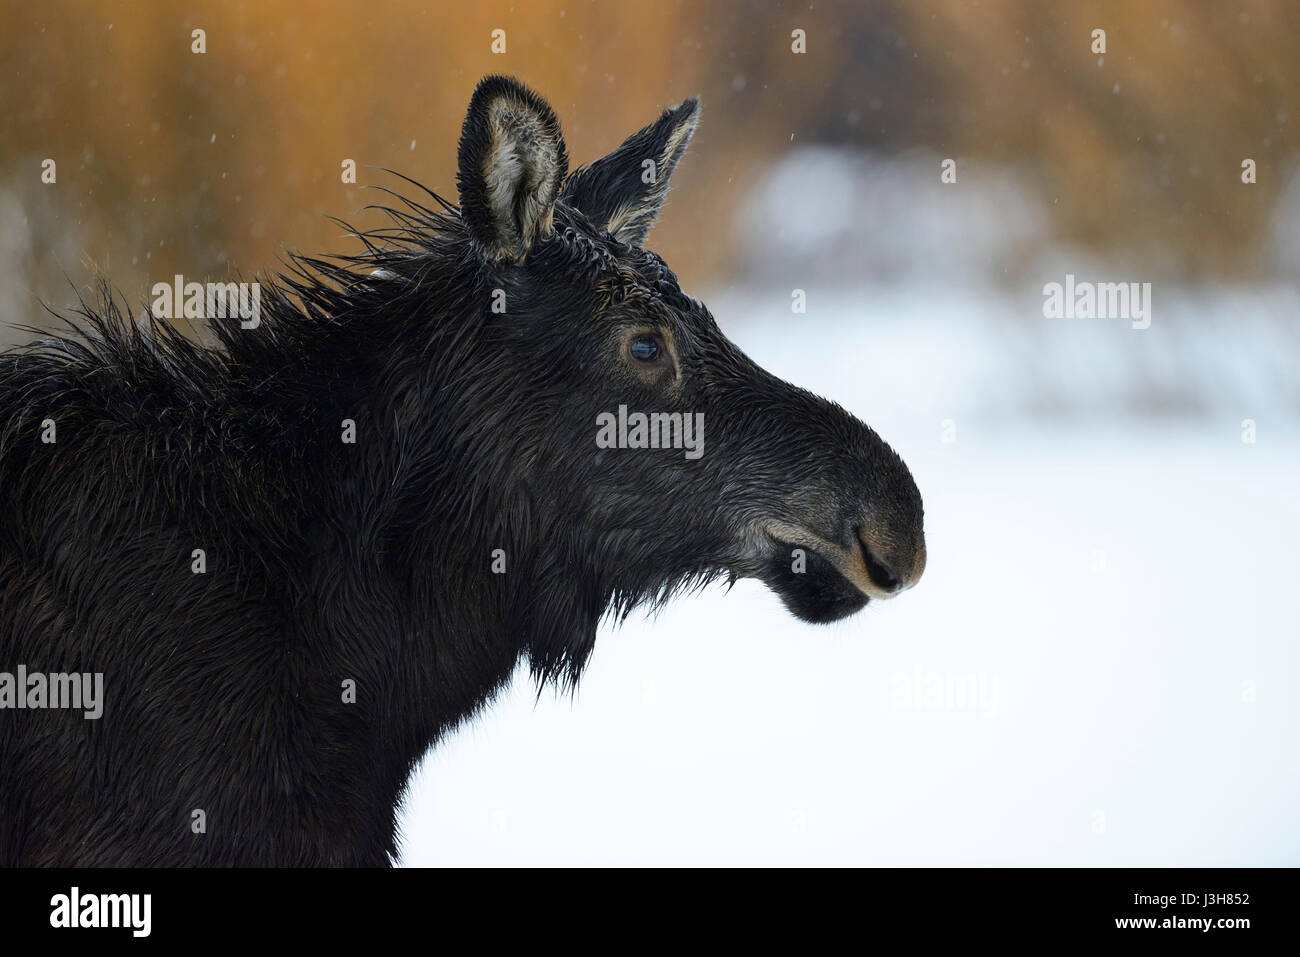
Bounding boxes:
[397,289,1300,866]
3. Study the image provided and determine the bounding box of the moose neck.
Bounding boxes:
[250,282,604,765]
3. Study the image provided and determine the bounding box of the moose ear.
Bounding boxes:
[560,97,700,246]
[456,76,569,262]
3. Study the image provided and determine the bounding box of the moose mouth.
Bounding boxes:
[754,522,902,624]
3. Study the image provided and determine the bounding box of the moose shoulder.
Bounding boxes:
[0,75,925,866]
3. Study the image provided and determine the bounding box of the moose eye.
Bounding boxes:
[628,334,664,363]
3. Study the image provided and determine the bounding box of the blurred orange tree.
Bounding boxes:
[1,0,1295,332]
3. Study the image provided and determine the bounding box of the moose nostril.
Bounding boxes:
[858,536,903,592]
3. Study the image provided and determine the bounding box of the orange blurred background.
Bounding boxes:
[1,0,1296,330]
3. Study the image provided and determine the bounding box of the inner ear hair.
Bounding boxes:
[560,97,700,247]
[457,76,569,262]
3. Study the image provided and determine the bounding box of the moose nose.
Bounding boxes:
[856,526,926,597]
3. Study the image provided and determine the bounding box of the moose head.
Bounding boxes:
[438,76,926,681]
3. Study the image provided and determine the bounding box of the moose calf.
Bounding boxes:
[0,76,925,866]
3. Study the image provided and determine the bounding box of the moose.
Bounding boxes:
[0,76,925,866]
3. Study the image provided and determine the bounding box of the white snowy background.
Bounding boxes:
[399,151,1300,866]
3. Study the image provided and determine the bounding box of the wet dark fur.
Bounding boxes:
[0,77,923,865]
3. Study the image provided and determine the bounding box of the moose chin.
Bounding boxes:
[0,75,925,866]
